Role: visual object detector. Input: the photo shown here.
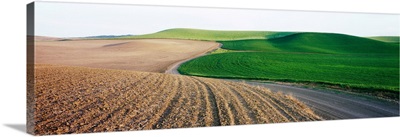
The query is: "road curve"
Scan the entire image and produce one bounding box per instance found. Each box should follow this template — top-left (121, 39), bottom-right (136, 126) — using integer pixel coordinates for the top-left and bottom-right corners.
top-left (241, 81), bottom-right (399, 120)
top-left (165, 43), bottom-right (221, 74)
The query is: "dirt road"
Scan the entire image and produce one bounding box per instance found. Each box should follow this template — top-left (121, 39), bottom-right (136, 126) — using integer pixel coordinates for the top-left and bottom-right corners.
top-left (165, 44), bottom-right (221, 74)
top-left (240, 81), bottom-right (399, 120)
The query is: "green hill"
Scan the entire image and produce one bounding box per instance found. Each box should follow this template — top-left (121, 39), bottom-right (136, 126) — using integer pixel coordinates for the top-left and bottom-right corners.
top-left (220, 33), bottom-right (398, 54)
top-left (121, 28), bottom-right (296, 41)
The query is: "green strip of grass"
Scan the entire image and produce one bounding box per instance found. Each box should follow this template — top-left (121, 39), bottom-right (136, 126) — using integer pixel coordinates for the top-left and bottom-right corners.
top-left (209, 48), bottom-right (235, 54)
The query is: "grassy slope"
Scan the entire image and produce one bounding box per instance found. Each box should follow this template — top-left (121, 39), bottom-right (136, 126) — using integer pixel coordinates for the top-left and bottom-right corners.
top-left (220, 33), bottom-right (398, 54)
top-left (121, 28), bottom-right (296, 41)
top-left (179, 33), bottom-right (400, 94)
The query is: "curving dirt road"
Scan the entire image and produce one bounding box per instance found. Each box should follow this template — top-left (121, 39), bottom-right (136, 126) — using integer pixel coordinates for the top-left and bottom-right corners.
top-left (165, 44), bottom-right (221, 74)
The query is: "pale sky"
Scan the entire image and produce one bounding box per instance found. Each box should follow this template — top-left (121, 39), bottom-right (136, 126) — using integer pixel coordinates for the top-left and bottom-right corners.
top-left (35, 1), bottom-right (400, 38)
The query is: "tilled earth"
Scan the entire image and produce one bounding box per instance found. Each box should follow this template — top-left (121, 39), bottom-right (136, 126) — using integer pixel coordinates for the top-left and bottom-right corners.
top-left (31, 64), bottom-right (321, 135)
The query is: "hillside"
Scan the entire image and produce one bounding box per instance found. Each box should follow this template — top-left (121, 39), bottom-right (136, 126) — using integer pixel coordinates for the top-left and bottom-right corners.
top-left (121, 28), bottom-right (296, 41)
top-left (84, 34), bottom-right (134, 39)
top-left (220, 33), bottom-right (399, 54)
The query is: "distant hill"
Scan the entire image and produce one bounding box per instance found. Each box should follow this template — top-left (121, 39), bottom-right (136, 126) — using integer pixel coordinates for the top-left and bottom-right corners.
top-left (220, 32), bottom-right (398, 54)
top-left (267, 33), bottom-right (398, 54)
top-left (368, 36), bottom-right (399, 43)
top-left (120, 28), bottom-right (297, 41)
top-left (34, 36), bottom-right (63, 41)
top-left (121, 28), bottom-right (398, 54)
top-left (85, 34), bottom-right (134, 39)
top-left (33, 35), bottom-right (135, 41)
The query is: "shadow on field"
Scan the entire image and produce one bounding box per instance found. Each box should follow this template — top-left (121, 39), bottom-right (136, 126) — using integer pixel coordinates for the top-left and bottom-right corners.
top-left (4, 124), bottom-right (26, 133)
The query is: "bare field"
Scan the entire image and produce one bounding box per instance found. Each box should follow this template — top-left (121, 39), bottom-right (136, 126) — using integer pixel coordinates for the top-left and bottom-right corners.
top-left (32, 64), bottom-right (321, 135)
top-left (35, 39), bottom-right (220, 72)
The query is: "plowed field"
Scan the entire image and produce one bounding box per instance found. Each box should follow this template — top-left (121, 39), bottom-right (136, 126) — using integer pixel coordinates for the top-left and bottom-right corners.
top-left (32, 64), bottom-right (321, 135)
top-left (35, 39), bottom-right (220, 72)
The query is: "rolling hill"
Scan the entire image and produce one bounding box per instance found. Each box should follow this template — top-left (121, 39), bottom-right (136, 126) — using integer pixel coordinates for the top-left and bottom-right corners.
top-left (120, 28), bottom-right (296, 41)
top-left (220, 33), bottom-right (398, 54)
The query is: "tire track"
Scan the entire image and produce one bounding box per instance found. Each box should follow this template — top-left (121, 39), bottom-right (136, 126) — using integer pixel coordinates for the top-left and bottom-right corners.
top-left (193, 78), bottom-right (228, 126)
top-left (236, 82), bottom-right (321, 121)
top-left (215, 81), bottom-right (257, 124)
top-left (192, 77), bottom-right (230, 126)
top-left (168, 76), bottom-right (194, 128)
top-left (121, 74), bottom-right (170, 130)
top-left (224, 83), bottom-right (276, 123)
top-left (119, 74), bottom-right (171, 130)
top-left (150, 76), bottom-right (183, 129)
top-left (225, 82), bottom-right (292, 122)
top-left (230, 82), bottom-right (293, 122)
top-left (224, 85), bottom-right (259, 124)
top-left (180, 77), bottom-right (203, 127)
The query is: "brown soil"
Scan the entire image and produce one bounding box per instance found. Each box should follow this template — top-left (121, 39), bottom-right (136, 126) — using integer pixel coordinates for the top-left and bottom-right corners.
top-left (35, 39), bottom-right (220, 72)
top-left (31, 64), bottom-right (321, 135)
